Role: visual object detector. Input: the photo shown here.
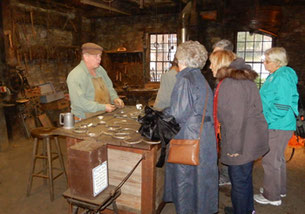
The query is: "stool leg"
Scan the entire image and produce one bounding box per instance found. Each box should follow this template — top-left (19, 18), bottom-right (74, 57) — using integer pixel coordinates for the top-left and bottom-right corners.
top-left (46, 137), bottom-right (54, 201)
top-left (72, 205), bottom-right (79, 214)
top-left (112, 201), bottom-right (119, 214)
top-left (26, 137), bottom-right (39, 196)
top-left (54, 136), bottom-right (67, 182)
top-left (42, 140), bottom-right (47, 185)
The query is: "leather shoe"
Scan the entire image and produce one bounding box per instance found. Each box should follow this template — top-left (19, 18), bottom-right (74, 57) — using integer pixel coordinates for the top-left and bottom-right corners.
top-left (224, 207), bottom-right (234, 214)
top-left (224, 206), bottom-right (256, 214)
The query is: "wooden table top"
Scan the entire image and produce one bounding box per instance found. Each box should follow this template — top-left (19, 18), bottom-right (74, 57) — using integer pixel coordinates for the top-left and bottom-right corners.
top-left (53, 106), bottom-right (160, 150)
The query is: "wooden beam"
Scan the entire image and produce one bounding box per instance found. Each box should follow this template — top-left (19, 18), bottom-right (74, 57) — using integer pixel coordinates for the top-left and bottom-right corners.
top-left (80, 0), bottom-right (131, 15)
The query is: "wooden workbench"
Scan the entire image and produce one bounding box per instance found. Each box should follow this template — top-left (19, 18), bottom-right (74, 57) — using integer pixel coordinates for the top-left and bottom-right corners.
top-left (53, 106), bottom-right (165, 214)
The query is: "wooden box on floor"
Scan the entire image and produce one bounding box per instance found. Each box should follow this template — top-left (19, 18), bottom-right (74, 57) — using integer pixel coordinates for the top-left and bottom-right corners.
top-left (67, 140), bottom-right (108, 199)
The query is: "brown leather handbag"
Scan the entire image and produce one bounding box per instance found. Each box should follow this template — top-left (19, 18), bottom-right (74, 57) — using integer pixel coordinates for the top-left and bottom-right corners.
top-left (167, 83), bottom-right (209, 166)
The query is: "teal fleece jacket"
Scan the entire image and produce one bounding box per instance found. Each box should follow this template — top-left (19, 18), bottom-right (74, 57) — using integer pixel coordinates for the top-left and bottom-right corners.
top-left (260, 66), bottom-right (299, 130)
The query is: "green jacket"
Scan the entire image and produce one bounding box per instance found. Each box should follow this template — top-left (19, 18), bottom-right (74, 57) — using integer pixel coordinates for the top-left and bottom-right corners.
top-left (260, 66), bottom-right (299, 130)
top-left (67, 60), bottom-right (118, 119)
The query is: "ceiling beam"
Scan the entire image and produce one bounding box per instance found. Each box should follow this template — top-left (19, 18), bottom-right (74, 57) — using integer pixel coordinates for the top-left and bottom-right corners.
top-left (80, 0), bottom-right (131, 15)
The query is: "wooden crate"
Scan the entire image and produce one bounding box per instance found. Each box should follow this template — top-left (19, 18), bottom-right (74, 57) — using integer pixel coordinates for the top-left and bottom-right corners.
top-left (107, 145), bottom-right (164, 214)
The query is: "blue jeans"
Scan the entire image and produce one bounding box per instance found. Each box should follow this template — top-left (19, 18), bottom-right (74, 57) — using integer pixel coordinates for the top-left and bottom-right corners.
top-left (228, 161), bottom-right (254, 214)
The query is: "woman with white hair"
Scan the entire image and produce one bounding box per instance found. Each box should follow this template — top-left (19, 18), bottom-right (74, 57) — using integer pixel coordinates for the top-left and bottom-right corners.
top-left (254, 47), bottom-right (299, 206)
top-left (163, 41), bottom-right (218, 214)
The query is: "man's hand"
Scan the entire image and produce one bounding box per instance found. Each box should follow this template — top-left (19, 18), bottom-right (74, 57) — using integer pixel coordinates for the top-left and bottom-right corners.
top-left (105, 104), bottom-right (116, 112)
top-left (114, 98), bottom-right (125, 108)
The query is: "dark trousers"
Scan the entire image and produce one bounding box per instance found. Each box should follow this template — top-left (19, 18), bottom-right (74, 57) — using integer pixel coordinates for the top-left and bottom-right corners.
top-left (228, 161), bottom-right (254, 214)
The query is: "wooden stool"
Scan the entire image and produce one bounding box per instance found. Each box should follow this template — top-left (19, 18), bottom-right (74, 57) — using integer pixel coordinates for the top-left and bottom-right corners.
top-left (26, 127), bottom-right (67, 201)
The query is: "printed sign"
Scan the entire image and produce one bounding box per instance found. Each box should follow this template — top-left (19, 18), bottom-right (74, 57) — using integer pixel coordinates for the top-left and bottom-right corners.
top-left (92, 161), bottom-right (108, 197)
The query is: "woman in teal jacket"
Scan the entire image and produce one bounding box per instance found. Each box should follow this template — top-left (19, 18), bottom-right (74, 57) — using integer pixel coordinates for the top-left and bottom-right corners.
top-left (254, 47), bottom-right (299, 206)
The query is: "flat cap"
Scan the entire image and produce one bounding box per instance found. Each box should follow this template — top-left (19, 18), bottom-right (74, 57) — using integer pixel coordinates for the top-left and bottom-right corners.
top-left (81, 42), bottom-right (103, 55)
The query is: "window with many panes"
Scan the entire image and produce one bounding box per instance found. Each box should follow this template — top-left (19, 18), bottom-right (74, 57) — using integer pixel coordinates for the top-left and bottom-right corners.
top-left (150, 33), bottom-right (177, 82)
top-left (236, 32), bottom-right (273, 88)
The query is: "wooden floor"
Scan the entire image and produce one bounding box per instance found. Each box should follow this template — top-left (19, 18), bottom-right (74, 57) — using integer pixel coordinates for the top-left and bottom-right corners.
top-left (1, 126), bottom-right (305, 214)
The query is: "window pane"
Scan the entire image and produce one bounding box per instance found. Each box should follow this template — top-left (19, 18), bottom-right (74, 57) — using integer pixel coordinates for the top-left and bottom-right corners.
top-left (157, 43), bottom-right (164, 51)
top-left (245, 52), bottom-right (253, 61)
top-left (157, 62), bottom-right (163, 71)
top-left (252, 63), bottom-right (261, 73)
top-left (163, 43), bottom-right (169, 52)
top-left (237, 42), bottom-right (245, 51)
top-left (238, 32), bottom-right (246, 41)
top-left (157, 35), bottom-right (163, 43)
top-left (150, 35), bottom-right (156, 44)
top-left (157, 53), bottom-right (163, 61)
top-left (263, 35), bottom-right (272, 41)
top-left (163, 52), bottom-right (169, 61)
top-left (150, 52), bottom-right (156, 61)
top-left (172, 34), bottom-right (177, 42)
top-left (150, 62), bottom-right (156, 71)
top-left (165, 62), bottom-right (170, 71)
top-left (246, 32), bottom-right (255, 41)
top-left (246, 42), bottom-right (254, 50)
top-left (263, 42), bottom-right (272, 50)
top-left (255, 34), bottom-right (263, 42)
top-left (150, 43), bottom-right (156, 50)
top-left (254, 51), bottom-right (263, 62)
top-left (236, 51), bottom-right (245, 58)
top-left (254, 41), bottom-right (262, 51)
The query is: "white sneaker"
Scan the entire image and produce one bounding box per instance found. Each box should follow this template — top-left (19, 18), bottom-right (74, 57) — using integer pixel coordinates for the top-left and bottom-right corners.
top-left (218, 176), bottom-right (231, 186)
top-left (259, 187), bottom-right (286, 198)
top-left (254, 194), bottom-right (282, 206)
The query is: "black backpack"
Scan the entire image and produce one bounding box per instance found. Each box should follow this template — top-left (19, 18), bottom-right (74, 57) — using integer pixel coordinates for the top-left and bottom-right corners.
top-left (296, 102), bottom-right (305, 138)
top-left (295, 84), bottom-right (305, 138)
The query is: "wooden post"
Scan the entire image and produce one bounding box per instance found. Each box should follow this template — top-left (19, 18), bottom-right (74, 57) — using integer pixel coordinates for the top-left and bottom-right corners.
top-left (0, 106), bottom-right (9, 151)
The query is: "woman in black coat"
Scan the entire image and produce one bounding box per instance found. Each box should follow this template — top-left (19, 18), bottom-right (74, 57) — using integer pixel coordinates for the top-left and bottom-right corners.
top-left (164, 41), bottom-right (218, 214)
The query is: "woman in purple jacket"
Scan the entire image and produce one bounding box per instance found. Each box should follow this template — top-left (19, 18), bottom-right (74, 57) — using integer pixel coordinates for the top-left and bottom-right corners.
top-left (210, 50), bottom-right (269, 214)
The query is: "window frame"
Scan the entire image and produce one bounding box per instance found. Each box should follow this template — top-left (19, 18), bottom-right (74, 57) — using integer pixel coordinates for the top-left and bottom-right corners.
top-left (236, 31), bottom-right (274, 88)
top-left (149, 33), bottom-right (177, 82)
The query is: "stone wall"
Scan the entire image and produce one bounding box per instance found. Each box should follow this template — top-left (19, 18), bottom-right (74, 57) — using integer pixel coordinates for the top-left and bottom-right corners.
top-left (95, 14), bottom-right (180, 87)
top-left (2, 1), bottom-right (304, 101)
top-left (198, 5), bottom-right (305, 95)
top-left (2, 0), bottom-right (92, 92)
top-left (278, 6), bottom-right (305, 83)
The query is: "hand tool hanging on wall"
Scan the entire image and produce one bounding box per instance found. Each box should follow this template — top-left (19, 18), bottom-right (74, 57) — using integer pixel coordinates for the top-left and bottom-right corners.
top-left (4, 30), bottom-right (16, 66)
top-left (30, 10), bottom-right (37, 39)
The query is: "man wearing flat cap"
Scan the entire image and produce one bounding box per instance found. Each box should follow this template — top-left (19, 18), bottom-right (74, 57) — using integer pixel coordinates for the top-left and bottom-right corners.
top-left (67, 42), bottom-right (124, 120)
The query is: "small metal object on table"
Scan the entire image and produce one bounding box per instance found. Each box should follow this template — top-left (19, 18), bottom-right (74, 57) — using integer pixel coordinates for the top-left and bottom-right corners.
top-left (63, 185), bottom-right (121, 214)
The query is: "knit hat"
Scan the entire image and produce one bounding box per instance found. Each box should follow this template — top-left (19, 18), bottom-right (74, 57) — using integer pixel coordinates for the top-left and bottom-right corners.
top-left (81, 42), bottom-right (103, 55)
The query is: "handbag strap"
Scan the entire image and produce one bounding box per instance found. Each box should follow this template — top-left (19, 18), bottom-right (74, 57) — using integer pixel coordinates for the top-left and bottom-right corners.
top-left (198, 82), bottom-right (209, 140)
